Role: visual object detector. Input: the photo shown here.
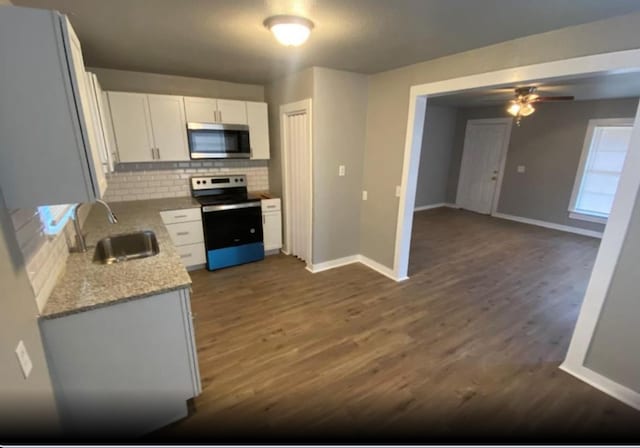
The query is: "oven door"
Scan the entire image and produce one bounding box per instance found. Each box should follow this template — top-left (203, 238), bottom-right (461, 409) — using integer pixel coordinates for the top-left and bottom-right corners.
top-left (187, 122), bottom-right (251, 159)
top-left (201, 202), bottom-right (264, 270)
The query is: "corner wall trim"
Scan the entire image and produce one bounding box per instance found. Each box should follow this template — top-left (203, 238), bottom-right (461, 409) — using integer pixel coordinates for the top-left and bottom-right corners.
top-left (560, 363), bottom-right (640, 411)
top-left (414, 203), bottom-right (457, 212)
top-left (492, 212), bottom-right (603, 238)
top-left (307, 254), bottom-right (406, 281)
top-left (306, 256), bottom-right (359, 273)
top-left (358, 255), bottom-right (407, 281)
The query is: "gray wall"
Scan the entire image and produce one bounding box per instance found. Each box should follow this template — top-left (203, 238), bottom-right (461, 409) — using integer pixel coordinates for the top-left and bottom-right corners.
top-left (0, 190), bottom-right (59, 437)
top-left (497, 98), bottom-right (638, 231)
top-left (90, 67), bottom-right (264, 101)
top-left (312, 68), bottom-right (368, 263)
top-left (264, 68), bottom-right (314, 198)
top-left (414, 105), bottom-right (457, 208)
top-left (584, 191), bottom-right (640, 393)
top-left (360, 11), bottom-right (640, 268)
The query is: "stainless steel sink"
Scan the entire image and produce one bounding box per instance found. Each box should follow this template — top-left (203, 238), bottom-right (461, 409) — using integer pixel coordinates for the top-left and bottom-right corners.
top-left (93, 231), bottom-right (159, 264)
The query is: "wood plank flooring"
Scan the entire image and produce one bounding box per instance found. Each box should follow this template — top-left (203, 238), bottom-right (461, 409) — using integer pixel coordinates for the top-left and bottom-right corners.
top-left (157, 208), bottom-right (640, 442)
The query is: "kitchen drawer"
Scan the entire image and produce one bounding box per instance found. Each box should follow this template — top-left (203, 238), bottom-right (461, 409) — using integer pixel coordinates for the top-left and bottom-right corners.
top-left (175, 243), bottom-right (206, 269)
top-left (261, 198), bottom-right (281, 212)
top-left (165, 221), bottom-right (204, 246)
top-left (160, 208), bottom-right (201, 225)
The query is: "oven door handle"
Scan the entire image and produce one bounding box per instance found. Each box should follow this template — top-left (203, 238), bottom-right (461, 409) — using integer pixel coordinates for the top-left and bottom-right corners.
top-left (202, 201), bottom-right (262, 213)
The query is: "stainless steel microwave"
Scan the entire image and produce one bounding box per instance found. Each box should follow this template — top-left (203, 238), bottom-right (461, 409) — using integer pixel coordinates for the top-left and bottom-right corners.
top-left (187, 122), bottom-right (251, 159)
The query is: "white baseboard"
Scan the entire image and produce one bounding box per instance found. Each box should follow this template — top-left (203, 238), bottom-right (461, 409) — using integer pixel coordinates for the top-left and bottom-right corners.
top-left (306, 255), bottom-right (359, 273)
top-left (414, 203), bottom-right (457, 212)
top-left (560, 362), bottom-right (640, 411)
top-left (492, 212), bottom-right (603, 238)
top-left (357, 255), bottom-right (405, 281)
top-left (306, 254), bottom-right (405, 281)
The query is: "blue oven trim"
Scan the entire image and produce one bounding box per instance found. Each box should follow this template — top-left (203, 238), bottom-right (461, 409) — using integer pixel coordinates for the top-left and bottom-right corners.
top-left (207, 242), bottom-right (265, 271)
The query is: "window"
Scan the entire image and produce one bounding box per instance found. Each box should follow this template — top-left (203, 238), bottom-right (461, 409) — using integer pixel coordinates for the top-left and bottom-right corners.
top-left (38, 204), bottom-right (75, 235)
top-left (569, 118), bottom-right (634, 223)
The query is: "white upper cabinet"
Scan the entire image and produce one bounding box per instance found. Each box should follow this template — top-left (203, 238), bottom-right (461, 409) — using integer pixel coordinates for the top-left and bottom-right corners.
top-left (217, 99), bottom-right (247, 125)
top-left (184, 97), bottom-right (218, 123)
top-left (0, 6), bottom-right (107, 208)
top-left (87, 73), bottom-right (115, 174)
top-left (108, 92), bottom-right (155, 163)
top-left (109, 93), bottom-right (190, 162)
top-left (184, 97), bottom-right (247, 125)
top-left (246, 102), bottom-right (270, 160)
top-left (147, 94), bottom-right (190, 161)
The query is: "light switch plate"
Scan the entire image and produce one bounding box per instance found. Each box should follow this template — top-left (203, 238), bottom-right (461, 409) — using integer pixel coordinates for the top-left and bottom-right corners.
top-left (362, 190), bottom-right (368, 201)
top-left (15, 340), bottom-right (32, 379)
top-left (517, 165), bottom-right (526, 173)
top-left (395, 185), bottom-right (401, 197)
top-left (338, 165), bottom-right (346, 176)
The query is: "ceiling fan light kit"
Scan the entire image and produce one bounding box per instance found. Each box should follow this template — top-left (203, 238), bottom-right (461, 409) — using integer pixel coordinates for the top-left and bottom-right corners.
top-left (264, 15), bottom-right (314, 47)
top-left (506, 86), bottom-right (574, 126)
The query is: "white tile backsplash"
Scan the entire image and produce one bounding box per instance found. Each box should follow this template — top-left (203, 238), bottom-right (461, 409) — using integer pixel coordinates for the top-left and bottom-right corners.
top-left (10, 207), bottom-right (72, 313)
top-left (103, 163), bottom-right (270, 202)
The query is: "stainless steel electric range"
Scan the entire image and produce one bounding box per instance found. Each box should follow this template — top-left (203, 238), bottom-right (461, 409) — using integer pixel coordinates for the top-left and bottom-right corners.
top-left (191, 175), bottom-right (264, 271)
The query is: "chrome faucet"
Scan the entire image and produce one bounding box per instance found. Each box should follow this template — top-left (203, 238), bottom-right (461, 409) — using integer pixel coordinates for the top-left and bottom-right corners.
top-left (71, 199), bottom-right (118, 253)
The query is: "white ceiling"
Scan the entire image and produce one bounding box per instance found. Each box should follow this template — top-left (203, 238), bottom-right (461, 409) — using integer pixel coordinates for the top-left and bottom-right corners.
top-left (12, 0), bottom-right (640, 84)
top-left (428, 71), bottom-right (640, 107)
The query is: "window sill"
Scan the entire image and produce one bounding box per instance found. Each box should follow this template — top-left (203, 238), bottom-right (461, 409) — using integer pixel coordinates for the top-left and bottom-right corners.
top-left (569, 211), bottom-right (607, 224)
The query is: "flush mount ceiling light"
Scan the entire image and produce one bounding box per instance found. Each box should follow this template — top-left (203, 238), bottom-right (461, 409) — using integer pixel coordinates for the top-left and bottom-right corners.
top-left (264, 15), bottom-right (314, 47)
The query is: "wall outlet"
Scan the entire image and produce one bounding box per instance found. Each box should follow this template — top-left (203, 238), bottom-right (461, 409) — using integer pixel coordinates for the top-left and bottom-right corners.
top-left (362, 190), bottom-right (368, 201)
top-left (395, 185), bottom-right (401, 197)
top-left (338, 165), bottom-right (346, 176)
top-left (517, 165), bottom-right (526, 173)
top-left (15, 340), bottom-right (33, 379)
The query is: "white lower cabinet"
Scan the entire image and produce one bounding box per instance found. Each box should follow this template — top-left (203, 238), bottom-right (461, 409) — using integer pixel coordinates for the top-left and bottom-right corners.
top-left (262, 198), bottom-right (282, 252)
top-left (161, 208), bottom-right (206, 269)
top-left (40, 288), bottom-right (201, 436)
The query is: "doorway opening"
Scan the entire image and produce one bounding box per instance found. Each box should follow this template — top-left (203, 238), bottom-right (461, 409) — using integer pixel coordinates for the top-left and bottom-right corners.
top-left (395, 50), bottom-right (640, 410)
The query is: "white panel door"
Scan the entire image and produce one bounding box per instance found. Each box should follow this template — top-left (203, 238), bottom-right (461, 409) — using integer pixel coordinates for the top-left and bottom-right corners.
top-left (184, 97), bottom-right (218, 123)
top-left (63, 20), bottom-right (107, 197)
top-left (456, 118), bottom-right (512, 214)
top-left (217, 99), bottom-right (247, 125)
top-left (147, 94), bottom-right (190, 161)
top-left (247, 102), bottom-right (270, 160)
top-left (108, 92), bottom-right (155, 162)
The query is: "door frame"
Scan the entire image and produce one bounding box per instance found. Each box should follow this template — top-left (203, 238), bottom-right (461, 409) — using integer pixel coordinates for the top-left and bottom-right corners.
top-left (455, 117), bottom-right (513, 215)
top-left (280, 99), bottom-right (313, 267)
top-left (394, 48), bottom-right (640, 410)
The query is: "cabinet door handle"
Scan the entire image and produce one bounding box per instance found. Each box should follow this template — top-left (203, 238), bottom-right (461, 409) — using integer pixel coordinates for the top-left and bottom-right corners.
top-left (262, 214), bottom-right (265, 224)
top-left (176, 231), bottom-right (190, 236)
top-left (180, 253), bottom-right (192, 258)
top-left (174, 214), bottom-right (188, 219)
top-left (151, 147), bottom-right (155, 160)
top-left (156, 147), bottom-right (161, 160)
top-left (218, 110), bottom-right (223, 122)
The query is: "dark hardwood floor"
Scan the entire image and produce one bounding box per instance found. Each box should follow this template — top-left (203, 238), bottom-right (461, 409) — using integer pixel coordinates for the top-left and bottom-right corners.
top-left (159, 208), bottom-right (640, 442)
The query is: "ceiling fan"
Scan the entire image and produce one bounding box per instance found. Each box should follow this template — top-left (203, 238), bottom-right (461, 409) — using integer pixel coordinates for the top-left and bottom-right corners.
top-left (507, 86), bottom-right (574, 125)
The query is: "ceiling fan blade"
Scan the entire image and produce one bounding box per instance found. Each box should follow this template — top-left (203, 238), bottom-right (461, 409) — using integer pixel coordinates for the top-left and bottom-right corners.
top-left (532, 95), bottom-right (575, 102)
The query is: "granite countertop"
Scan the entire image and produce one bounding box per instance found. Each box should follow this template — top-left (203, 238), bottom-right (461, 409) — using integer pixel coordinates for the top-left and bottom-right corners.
top-left (41, 197), bottom-right (200, 319)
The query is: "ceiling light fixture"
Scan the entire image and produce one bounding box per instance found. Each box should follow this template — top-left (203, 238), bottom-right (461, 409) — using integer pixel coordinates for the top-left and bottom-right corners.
top-left (264, 15), bottom-right (314, 47)
top-left (507, 88), bottom-right (537, 126)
